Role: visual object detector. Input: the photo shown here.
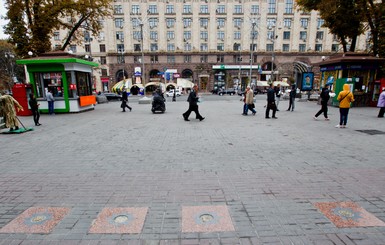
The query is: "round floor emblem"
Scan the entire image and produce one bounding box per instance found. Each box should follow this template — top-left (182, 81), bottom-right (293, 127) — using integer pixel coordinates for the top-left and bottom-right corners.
top-left (199, 214), bottom-right (214, 223)
top-left (25, 213), bottom-right (52, 226)
top-left (109, 213), bottom-right (133, 225)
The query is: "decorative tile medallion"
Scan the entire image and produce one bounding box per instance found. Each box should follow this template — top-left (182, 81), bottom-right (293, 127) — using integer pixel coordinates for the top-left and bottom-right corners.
top-left (315, 202), bottom-right (385, 228)
top-left (89, 207), bottom-right (148, 234)
top-left (0, 207), bottom-right (70, 234)
top-left (182, 205), bottom-right (235, 232)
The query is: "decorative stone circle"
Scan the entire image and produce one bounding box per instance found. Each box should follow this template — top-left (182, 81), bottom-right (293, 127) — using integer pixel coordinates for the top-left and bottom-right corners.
top-left (24, 213), bottom-right (52, 226)
top-left (109, 214), bottom-right (133, 226)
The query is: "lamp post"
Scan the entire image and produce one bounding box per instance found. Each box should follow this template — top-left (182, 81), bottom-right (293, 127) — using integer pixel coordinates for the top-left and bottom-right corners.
top-left (140, 22), bottom-right (146, 96)
top-left (268, 24), bottom-right (277, 84)
top-left (249, 20), bottom-right (257, 87)
top-left (238, 43), bottom-right (241, 91)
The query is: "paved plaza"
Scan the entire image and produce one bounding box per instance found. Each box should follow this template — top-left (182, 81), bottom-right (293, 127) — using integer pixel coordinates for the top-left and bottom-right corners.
top-left (0, 94), bottom-right (385, 244)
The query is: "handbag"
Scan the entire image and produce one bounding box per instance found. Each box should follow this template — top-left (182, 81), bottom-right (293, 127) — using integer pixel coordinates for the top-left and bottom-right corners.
top-left (249, 103), bottom-right (255, 109)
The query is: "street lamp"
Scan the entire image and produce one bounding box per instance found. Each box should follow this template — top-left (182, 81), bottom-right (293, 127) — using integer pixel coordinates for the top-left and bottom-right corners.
top-left (4, 52), bottom-right (17, 86)
top-left (249, 20), bottom-right (257, 87)
top-left (140, 22), bottom-right (146, 96)
top-left (268, 24), bottom-right (277, 84)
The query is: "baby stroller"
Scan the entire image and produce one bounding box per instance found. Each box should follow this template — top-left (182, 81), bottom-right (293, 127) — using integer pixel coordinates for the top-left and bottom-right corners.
top-left (152, 89), bottom-right (166, 113)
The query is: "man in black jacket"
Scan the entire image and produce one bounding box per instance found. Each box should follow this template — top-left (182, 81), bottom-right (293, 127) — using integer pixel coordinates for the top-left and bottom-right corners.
top-left (265, 83), bottom-right (277, 119)
top-left (287, 85), bottom-right (296, 111)
top-left (121, 87), bottom-right (132, 112)
top-left (182, 84), bottom-right (205, 121)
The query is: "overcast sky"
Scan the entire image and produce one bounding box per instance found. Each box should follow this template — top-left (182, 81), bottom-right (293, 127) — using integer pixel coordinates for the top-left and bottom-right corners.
top-left (0, 0), bottom-right (9, 39)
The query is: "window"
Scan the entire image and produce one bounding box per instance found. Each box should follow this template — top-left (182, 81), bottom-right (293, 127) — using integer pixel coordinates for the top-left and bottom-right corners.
top-left (250, 44), bottom-right (257, 51)
top-left (34, 72), bottom-right (65, 99)
top-left (315, 44), bottom-right (322, 51)
top-left (332, 44), bottom-right (339, 52)
top-left (98, 32), bottom-right (105, 41)
top-left (267, 18), bottom-right (276, 28)
top-left (148, 5), bottom-right (157, 14)
top-left (217, 18), bottom-right (225, 28)
top-left (151, 55), bottom-right (158, 63)
top-left (149, 18), bottom-right (158, 28)
top-left (234, 18), bottom-right (242, 28)
top-left (300, 18), bottom-right (309, 28)
top-left (234, 31), bottom-right (241, 40)
top-left (234, 5), bottom-right (242, 14)
top-left (200, 55), bottom-right (208, 63)
top-left (166, 18), bottom-right (175, 28)
top-left (217, 43), bottom-right (224, 51)
top-left (84, 31), bottom-right (92, 42)
top-left (283, 31), bottom-right (290, 40)
top-left (117, 54), bottom-right (125, 64)
top-left (184, 43), bottom-right (192, 51)
top-left (183, 5), bottom-right (192, 14)
top-left (284, 18), bottom-right (292, 28)
top-left (317, 18), bottom-right (325, 29)
top-left (285, 0), bottom-right (293, 14)
top-left (134, 56), bottom-right (140, 63)
top-left (200, 44), bottom-right (208, 52)
top-left (233, 43), bottom-right (241, 51)
top-left (300, 31), bottom-right (307, 40)
top-left (217, 5), bottom-right (225, 14)
top-left (150, 31), bottom-right (158, 40)
top-left (117, 44), bottom-right (124, 52)
top-left (133, 31), bottom-right (141, 40)
top-left (100, 56), bottom-right (106, 65)
top-left (268, 0), bottom-right (276, 14)
top-left (282, 44), bottom-right (290, 51)
top-left (115, 18), bottom-right (124, 28)
top-left (267, 31), bottom-right (275, 40)
top-left (251, 30), bottom-right (258, 40)
top-left (233, 55), bottom-right (241, 63)
top-left (134, 44), bottom-right (141, 52)
top-left (167, 55), bottom-right (175, 63)
top-left (200, 18), bottom-right (209, 27)
top-left (132, 18), bottom-right (140, 28)
top-left (167, 43), bottom-right (175, 52)
top-left (114, 5), bottom-right (123, 14)
top-left (167, 31), bottom-right (175, 40)
top-left (266, 44), bottom-right (274, 52)
top-left (151, 43), bottom-right (158, 51)
top-left (116, 31), bottom-right (124, 40)
top-left (183, 31), bottom-right (191, 40)
top-left (183, 18), bottom-right (192, 28)
top-left (217, 31), bottom-right (225, 40)
top-left (184, 55), bottom-right (191, 63)
top-left (101, 69), bottom-right (107, 76)
top-left (132, 5), bottom-right (140, 14)
top-left (69, 45), bottom-right (77, 53)
top-left (53, 32), bottom-right (60, 41)
top-left (217, 55), bottom-right (224, 62)
top-left (251, 5), bottom-right (259, 15)
top-left (200, 5), bottom-right (209, 14)
top-left (316, 31), bottom-right (324, 40)
top-left (166, 5), bottom-right (175, 14)
top-left (85, 44), bottom-right (90, 53)
top-left (200, 31), bottom-right (208, 40)
top-left (299, 44), bottom-right (306, 52)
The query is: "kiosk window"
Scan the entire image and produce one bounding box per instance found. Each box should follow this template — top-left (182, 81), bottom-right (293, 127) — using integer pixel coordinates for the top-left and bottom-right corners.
top-left (76, 72), bottom-right (92, 96)
top-left (34, 72), bottom-right (64, 98)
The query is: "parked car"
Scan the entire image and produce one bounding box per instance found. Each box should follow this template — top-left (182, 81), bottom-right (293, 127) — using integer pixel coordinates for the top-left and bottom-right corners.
top-left (218, 88), bottom-right (236, 96)
top-left (96, 93), bottom-right (108, 104)
top-left (237, 88), bottom-right (264, 96)
top-left (211, 88), bottom-right (220, 94)
top-left (166, 89), bottom-right (181, 97)
top-left (104, 93), bottom-right (122, 101)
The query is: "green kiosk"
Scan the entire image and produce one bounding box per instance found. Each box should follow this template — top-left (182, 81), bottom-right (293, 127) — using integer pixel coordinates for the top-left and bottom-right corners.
top-left (17, 51), bottom-right (98, 113)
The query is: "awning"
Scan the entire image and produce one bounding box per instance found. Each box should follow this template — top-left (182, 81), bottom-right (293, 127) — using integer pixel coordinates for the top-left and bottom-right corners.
top-left (131, 84), bottom-right (144, 88)
top-left (177, 78), bottom-right (194, 88)
top-left (273, 81), bottom-right (290, 87)
top-left (165, 82), bottom-right (178, 88)
top-left (145, 82), bottom-right (161, 87)
top-left (257, 81), bottom-right (269, 86)
top-left (111, 79), bottom-right (132, 93)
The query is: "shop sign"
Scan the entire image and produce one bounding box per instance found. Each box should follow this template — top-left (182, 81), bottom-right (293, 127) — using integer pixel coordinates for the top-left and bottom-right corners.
top-left (69, 84), bottom-right (77, 90)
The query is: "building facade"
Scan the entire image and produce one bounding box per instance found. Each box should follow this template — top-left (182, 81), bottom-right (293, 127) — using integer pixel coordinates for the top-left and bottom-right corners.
top-left (52, 0), bottom-right (370, 93)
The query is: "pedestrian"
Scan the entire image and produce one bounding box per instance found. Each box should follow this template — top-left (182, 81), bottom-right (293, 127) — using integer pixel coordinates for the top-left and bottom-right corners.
top-left (182, 84), bottom-right (205, 121)
top-left (243, 86), bottom-right (256, 116)
top-left (29, 93), bottom-right (41, 126)
top-left (46, 89), bottom-right (55, 115)
top-left (336, 83), bottom-right (355, 128)
top-left (0, 91), bottom-right (24, 131)
top-left (313, 87), bottom-right (330, 120)
top-left (274, 84), bottom-right (282, 111)
top-left (265, 83), bottom-right (277, 119)
top-left (287, 84), bottom-right (296, 111)
top-left (377, 88), bottom-right (385, 118)
top-left (120, 87), bottom-right (132, 112)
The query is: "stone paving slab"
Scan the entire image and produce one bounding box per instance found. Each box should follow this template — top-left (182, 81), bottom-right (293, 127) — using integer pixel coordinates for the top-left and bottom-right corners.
top-left (0, 95), bottom-right (385, 244)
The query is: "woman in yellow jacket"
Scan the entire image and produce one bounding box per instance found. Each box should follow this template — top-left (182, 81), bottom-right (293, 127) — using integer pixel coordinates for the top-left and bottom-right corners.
top-left (336, 84), bottom-right (355, 128)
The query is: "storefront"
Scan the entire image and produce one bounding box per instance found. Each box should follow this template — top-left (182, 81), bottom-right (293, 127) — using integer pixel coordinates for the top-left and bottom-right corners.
top-left (317, 53), bottom-right (385, 107)
top-left (17, 51), bottom-right (98, 113)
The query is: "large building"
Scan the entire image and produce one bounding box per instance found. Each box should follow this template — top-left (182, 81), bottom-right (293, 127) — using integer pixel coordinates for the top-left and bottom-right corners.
top-left (52, 0), bottom-right (370, 93)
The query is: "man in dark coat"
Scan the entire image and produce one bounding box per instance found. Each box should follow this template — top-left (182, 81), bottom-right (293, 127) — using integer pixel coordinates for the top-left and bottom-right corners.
top-left (265, 83), bottom-right (277, 119)
top-left (287, 84), bottom-right (296, 111)
top-left (182, 84), bottom-right (205, 121)
top-left (121, 87), bottom-right (132, 112)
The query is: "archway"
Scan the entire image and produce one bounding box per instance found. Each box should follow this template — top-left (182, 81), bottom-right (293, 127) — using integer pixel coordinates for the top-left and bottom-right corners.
top-left (115, 70), bottom-right (128, 82)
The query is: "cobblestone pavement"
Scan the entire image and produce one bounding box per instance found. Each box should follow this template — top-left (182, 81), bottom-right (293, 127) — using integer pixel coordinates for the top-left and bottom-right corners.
top-left (0, 95), bottom-right (384, 245)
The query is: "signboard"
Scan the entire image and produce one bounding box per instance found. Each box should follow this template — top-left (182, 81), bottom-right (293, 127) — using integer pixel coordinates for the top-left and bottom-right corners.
top-left (301, 72), bottom-right (314, 91)
top-left (134, 67), bottom-right (141, 77)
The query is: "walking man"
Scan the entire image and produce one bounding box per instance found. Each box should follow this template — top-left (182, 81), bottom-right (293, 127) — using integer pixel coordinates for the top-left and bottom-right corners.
top-left (182, 84), bottom-right (205, 121)
top-left (287, 85), bottom-right (296, 111)
top-left (314, 87), bottom-right (330, 120)
top-left (265, 83), bottom-right (277, 119)
top-left (121, 87), bottom-right (132, 112)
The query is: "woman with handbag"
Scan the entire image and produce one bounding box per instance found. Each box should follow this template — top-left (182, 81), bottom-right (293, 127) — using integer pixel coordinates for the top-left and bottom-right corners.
top-left (336, 84), bottom-right (354, 128)
top-left (243, 86), bottom-right (256, 116)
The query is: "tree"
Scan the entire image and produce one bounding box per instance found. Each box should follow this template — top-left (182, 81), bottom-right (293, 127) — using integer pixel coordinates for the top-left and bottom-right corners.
top-left (0, 40), bottom-right (24, 91)
top-left (4, 0), bottom-right (113, 57)
top-left (296, 0), bottom-right (385, 56)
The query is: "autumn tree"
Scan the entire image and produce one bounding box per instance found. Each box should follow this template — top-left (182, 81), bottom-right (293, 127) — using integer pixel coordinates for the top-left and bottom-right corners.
top-left (4, 0), bottom-right (112, 57)
top-left (0, 40), bottom-right (24, 91)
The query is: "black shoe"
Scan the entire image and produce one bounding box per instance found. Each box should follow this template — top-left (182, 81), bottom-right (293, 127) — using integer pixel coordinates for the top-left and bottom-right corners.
top-left (130, 108), bottom-right (132, 112)
top-left (265, 117), bottom-right (270, 119)
top-left (272, 117), bottom-right (278, 119)
top-left (37, 123), bottom-right (41, 126)
top-left (122, 110), bottom-right (126, 112)
top-left (252, 112), bottom-right (256, 116)
top-left (276, 109), bottom-right (280, 111)
top-left (15, 126), bottom-right (19, 130)
top-left (184, 118), bottom-right (190, 121)
top-left (286, 109), bottom-right (290, 111)
top-left (199, 117), bottom-right (205, 121)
